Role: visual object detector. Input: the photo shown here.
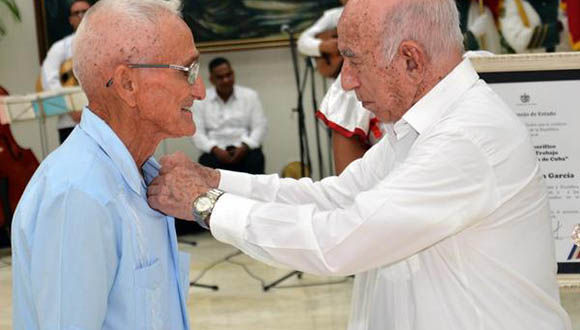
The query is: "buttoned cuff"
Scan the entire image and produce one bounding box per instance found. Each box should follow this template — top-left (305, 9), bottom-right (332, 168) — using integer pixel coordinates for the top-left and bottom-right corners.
top-left (218, 169), bottom-right (253, 196)
top-left (210, 193), bottom-right (258, 247)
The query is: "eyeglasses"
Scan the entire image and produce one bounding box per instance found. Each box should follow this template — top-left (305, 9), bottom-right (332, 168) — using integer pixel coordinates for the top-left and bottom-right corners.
top-left (70, 9), bottom-right (88, 18)
top-left (105, 61), bottom-right (200, 88)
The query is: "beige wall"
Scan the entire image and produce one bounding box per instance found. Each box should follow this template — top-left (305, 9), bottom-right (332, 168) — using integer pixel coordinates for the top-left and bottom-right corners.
top-left (0, 3), bottom-right (333, 179)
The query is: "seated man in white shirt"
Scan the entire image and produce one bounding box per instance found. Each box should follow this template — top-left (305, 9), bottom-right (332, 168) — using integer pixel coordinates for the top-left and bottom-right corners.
top-left (149, 0), bottom-right (572, 328)
top-left (40, 0), bottom-right (91, 143)
top-left (192, 57), bottom-right (268, 174)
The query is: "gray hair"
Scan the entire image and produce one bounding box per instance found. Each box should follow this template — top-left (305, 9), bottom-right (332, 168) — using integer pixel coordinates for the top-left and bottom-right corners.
top-left (73, 0), bottom-right (183, 95)
top-left (381, 0), bottom-right (463, 63)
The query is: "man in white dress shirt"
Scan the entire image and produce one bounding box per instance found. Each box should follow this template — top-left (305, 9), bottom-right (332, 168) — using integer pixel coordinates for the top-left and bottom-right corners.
top-left (41, 0), bottom-right (91, 143)
top-left (149, 0), bottom-right (572, 328)
top-left (192, 57), bottom-right (267, 174)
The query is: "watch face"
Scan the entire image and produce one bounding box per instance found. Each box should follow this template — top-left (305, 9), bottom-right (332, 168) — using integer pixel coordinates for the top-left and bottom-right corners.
top-left (196, 196), bottom-right (213, 213)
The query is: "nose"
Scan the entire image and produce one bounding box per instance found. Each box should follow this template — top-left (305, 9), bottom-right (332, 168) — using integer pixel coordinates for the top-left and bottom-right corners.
top-left (340, 61), bottom-right (359, 91)
top-left (192, 76), bottom-right (206, 100)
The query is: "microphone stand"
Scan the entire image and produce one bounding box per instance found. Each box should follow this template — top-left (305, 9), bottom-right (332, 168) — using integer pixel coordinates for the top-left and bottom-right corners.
top-left (258, 26), bottom-right (310, 290)
top-left (285, 26), bottom-right (312, 178)
top-left (259, 26), bottom-right (347, 291)
top-left (307, 57), bottom-right (326, 179)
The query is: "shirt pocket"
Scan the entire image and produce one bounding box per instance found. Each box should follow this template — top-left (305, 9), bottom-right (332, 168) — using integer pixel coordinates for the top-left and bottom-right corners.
top-left (135, 258), bottom-right (164, 330)
top-left (178, 251), bottom-right (191, 302)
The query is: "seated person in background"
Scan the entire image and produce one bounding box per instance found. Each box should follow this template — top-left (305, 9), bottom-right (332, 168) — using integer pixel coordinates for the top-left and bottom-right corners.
top-left (499, 0), bottom-right (563, 53)
top-left (11, 0), bottom-right (201, 328)
top-left (40, 0), bottom-right (91, 143)
top-left (192, 57), bottom-right (267, 174)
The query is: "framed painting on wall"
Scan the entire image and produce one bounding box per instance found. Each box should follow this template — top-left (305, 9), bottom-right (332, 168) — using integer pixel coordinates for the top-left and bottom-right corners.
top-left (33, 0), bottom-right (341, 61)
top-left (182, 0), bottom-right (339, 51)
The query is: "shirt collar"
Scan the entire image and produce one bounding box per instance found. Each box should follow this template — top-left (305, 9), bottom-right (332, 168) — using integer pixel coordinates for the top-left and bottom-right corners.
top-left (79, 108), bottom-right (160, 196)
top-left (401, 58), bottom-right (479, 135)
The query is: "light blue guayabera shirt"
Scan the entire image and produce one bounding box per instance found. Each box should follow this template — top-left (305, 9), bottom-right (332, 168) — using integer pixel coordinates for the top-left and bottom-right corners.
top-left (11, 108), bottom-right (191, 330)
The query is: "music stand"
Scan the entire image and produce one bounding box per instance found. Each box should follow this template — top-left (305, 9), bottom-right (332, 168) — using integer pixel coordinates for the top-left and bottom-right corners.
top-left (187, 250), bottom-right (244, 291)
top-left (176, 234), bottom-right (219, 291)
top-left (0, 87), bottom-right (87, 159)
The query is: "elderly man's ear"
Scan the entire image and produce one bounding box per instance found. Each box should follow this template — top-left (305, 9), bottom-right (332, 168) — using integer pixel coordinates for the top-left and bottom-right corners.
top-left (399, 41), bottom-right (426, 84)
top-left (111, 65), bottom-right (138, 107)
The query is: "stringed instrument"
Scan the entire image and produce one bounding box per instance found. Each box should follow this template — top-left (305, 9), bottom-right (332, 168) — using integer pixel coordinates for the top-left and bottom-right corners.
top-left (35, 58), bottom-right (78, 92)
top-left (314, 28), bottom-right (343, 79)
top-left (0, 86), bottom-right (40, 242)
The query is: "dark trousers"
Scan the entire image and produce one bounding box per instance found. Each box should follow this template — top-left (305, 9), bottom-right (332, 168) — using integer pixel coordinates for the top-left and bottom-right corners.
top-left (199, 148), bottom-right (265, 174)
top-left (58, 127), bottom-right (75, 144)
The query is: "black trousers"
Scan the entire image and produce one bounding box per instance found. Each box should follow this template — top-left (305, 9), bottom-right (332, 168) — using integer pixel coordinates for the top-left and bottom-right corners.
top-left (58, 127), bottom-right (75, 144)
top-left (199, 148), bottom-right (265, 174)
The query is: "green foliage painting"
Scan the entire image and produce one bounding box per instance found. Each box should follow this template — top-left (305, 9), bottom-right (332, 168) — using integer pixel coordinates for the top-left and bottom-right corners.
top-left (36, 0), bottom-right (340, 56)
top-left (182, 0), bottom-right (338, 43)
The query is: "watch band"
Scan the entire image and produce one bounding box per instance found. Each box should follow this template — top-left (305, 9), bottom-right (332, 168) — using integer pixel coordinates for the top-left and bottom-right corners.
top-left (192, 188), bottom-right (224, 229)
top-left (193, 210), bottom-right (210, 230)
top-left (206, 188), bottom-right (225, 201)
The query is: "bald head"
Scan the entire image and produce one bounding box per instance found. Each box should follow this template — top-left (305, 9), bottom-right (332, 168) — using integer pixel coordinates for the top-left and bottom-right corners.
top-left (71, 0), bottom-right (204, 164)
top-left (73, 0), bottom-right (184, 98)
top-left (339, 0), bottom-right (463, 63)
top-left (337, 0), bottom-right (464, 123)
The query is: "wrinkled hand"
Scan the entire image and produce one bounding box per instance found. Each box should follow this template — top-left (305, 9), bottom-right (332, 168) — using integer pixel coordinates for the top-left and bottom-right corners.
top-left (147, 152), bottom-right (220, 220)
top-left (319, 38), bottom-right (339, 55)
top-left (212, 146), bottom-right (234, 164)
top-left (159, 152), bottom-right (220, 187)
top-left (230, 144), bottom-right (249, 164)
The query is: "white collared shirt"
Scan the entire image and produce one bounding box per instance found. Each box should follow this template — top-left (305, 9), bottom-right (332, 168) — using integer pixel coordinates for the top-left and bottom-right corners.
top-left (209, 58), bottom-right (571, 329)
top-left (192, 85), bottom-right (267, 153)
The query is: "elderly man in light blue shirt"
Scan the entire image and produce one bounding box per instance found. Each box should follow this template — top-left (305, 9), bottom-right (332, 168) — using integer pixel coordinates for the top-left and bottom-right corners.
top-left (11, 0), bottom-right (206, 328)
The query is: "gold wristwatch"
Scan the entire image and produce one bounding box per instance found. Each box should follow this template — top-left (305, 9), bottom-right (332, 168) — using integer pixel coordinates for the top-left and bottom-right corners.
top-left (192, 188), bottom-right (224, 229)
